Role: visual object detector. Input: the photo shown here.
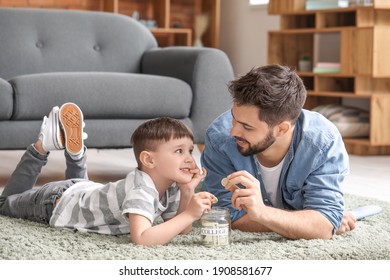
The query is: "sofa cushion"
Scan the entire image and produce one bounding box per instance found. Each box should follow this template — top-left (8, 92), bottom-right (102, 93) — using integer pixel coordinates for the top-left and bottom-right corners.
top-left (0, 78), bottom-right (13, 120)
top-left (0, 8), bottom-right (157, 80)
top-left (9, 72), bottom-right (192, 120)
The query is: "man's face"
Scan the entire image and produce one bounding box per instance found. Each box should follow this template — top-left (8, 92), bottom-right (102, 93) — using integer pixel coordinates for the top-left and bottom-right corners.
top-left (230, 103), bottom-right (276, 156)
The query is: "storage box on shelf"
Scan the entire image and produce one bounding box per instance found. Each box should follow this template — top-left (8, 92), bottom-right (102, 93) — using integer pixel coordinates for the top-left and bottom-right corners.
top-left (268, 0), bottom-right (390, 155)
top-left (102, 0), bottom-right (220, 48)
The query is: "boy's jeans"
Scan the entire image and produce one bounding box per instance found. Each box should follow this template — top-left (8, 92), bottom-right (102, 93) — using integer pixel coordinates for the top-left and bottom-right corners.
top-left (0, 144), bottom-right (88, 224)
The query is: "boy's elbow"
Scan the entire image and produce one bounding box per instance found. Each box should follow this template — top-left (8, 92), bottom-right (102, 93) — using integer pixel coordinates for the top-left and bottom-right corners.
top-left (131, 235), bottom-right (152, 247)
top-left (131, 239), bottom-right (154, 247)
top-left (131, 234), bottom-right (171, 247)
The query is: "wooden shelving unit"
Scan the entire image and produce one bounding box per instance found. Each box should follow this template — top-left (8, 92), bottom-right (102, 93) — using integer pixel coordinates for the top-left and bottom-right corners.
top-left (268, 0), bottom-right (390, 155)
top-left (0, 0), bottom-right (220, 48)
top-left (102, 0), bottom-right (220, 48)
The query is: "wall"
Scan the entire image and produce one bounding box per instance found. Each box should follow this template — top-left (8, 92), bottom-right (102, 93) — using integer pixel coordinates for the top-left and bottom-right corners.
top-left (219, 0), bottom-right (279, 76)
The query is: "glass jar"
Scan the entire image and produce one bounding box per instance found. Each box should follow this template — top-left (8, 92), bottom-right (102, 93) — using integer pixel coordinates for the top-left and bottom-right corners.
top-left (200, 207), bottom-right (231, 246)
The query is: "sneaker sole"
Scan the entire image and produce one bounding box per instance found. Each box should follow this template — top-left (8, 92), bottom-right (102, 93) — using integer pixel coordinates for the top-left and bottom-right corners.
top-left (59, 103), bottom-right (83, 156)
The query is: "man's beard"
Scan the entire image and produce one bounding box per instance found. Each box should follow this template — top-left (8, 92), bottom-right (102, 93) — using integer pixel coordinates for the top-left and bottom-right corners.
top-left (236, 129), bottom-right (276, 156)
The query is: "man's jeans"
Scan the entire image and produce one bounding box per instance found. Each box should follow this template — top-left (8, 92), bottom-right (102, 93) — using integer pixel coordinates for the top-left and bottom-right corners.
top-left (0, 145), bottom-right (88, 224)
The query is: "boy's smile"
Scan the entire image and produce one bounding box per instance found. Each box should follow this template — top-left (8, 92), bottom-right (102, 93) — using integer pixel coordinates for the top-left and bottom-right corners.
top-left (180, 167), bottom-right (192, 173)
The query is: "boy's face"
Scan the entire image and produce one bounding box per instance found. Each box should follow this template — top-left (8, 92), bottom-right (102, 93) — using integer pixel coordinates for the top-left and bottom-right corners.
top-left (151, 137), bottom-right (196, 184)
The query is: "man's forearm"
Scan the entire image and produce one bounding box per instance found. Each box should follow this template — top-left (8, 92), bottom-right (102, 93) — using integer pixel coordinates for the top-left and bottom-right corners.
top-left (232, 215), bottom-right (271, 232)
top-left (233, 208), bottom-right (334, 240)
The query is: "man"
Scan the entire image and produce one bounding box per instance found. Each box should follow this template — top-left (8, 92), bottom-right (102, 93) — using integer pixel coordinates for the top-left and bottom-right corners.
top-left (201, 65), bottom-right (356, 240)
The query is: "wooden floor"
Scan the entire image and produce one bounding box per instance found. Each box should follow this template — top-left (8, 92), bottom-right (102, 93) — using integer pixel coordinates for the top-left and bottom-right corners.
top-left (1, 147), bottom-right (389, 203)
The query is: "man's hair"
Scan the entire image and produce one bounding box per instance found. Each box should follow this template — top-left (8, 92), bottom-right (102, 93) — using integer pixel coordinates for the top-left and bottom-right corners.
top-left (228, 65), bottom-right (307, 127)
top-left (131, 117), bottom-right (194, 167)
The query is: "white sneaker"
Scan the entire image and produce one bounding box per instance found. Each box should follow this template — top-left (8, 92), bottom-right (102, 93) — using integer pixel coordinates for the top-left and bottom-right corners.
top-left (59, 103), bottom-right (88, 159)
top-left (38, 106), bottom-right (65, 152)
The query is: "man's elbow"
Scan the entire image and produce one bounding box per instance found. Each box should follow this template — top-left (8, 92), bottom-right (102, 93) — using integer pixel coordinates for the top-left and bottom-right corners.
top-left (309, 229), bottom-right (333, 240)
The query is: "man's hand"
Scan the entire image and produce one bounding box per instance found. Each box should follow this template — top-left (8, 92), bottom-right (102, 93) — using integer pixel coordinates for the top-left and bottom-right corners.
top-left (223, 170), bottom-right (264, 221)
top-left (336, 210), bottom-right (356, 234)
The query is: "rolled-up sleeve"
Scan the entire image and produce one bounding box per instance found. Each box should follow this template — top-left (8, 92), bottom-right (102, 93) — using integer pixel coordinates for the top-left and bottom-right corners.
top-left (286, 131), bottom-right (349, 234)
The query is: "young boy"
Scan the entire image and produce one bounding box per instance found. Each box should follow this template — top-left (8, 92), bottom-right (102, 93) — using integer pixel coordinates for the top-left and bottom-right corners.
top-left (0, 103), bottom-right (215, 246)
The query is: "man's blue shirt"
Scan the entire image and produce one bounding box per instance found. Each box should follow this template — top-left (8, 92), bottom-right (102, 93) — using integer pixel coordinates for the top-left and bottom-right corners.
top-left (201, 109), bottom-right (349, 233)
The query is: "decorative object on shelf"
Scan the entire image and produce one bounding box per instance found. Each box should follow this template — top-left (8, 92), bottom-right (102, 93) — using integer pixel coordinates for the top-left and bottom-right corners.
top-left (312, 104), bottom-right (370, 138)
top-left (193, 13), bottom-right (209, 47)
top-left (132, 10), bottom-right (139, 20)
top-left (140, 19), bottom-right (157, 29)
top-left (131, 10), bottom-right (157, 29)
top-left (298, 54), bottom-right (312, 72)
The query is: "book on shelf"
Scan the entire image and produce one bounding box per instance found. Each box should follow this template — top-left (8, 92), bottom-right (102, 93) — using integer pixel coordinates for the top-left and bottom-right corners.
top-left (348, 0), bottom-right (373, 6)
top-left (313, 62), bottom-right (341, 73)
top-left (306, 0), bottom-right (349, 10)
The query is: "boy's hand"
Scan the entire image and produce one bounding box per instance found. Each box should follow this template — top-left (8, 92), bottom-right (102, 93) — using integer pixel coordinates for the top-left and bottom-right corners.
top-left (178, 167), bottom-right (207, 192)
top-left (185, 192), bottom-right (217, 220)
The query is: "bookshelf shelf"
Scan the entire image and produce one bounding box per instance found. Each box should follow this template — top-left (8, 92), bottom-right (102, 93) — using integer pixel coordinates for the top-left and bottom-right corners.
top-left (268, 0), bottom-right (390, 155)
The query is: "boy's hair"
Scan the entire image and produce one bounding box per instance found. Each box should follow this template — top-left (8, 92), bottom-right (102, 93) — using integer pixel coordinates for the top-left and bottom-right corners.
top-left (131, 117), bottom-right (194, 168)
top-left (228, 65), bottom-right (307, 127)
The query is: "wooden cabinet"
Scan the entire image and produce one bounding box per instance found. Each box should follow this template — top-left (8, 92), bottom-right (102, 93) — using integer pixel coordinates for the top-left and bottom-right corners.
top-left (268, 0), bottom-right (390, 155)
top-left (102, 0), bottom-right (220, 48)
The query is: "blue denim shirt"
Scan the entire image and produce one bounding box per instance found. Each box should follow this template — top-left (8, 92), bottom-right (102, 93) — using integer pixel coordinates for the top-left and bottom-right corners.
top-left (201, 109), bottom-right (349, 234)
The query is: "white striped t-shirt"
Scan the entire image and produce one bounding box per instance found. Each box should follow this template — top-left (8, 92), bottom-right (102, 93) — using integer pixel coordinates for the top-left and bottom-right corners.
top-left (49, 169), bottom-right (180, 235)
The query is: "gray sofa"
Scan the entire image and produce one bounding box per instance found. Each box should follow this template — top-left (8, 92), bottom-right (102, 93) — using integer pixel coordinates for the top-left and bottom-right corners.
top-left (0, 8), bottom-right (234, 149)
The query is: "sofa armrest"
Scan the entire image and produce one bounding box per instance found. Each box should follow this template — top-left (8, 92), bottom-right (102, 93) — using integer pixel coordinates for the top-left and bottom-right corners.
top-left (141, 47), bottom-right (234, 143)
